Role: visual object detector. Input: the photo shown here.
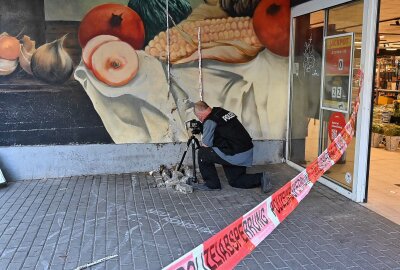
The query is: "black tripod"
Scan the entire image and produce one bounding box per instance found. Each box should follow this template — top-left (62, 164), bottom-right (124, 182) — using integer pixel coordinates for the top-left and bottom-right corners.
top-left (177, 134), bottom-right (201, 184)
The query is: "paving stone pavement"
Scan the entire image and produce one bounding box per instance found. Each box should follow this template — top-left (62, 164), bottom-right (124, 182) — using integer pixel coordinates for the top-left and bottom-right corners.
top-left (0, 164), bottom-right (399, 270)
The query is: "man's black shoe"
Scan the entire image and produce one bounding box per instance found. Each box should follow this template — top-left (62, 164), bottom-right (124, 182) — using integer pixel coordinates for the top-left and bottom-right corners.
top-left (261, 172), bottom-right (273, 193)
top-left (192, 183), bottom-right (221, 191)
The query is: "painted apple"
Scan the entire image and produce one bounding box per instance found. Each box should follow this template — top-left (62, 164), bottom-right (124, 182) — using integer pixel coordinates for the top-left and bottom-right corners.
top-left (82, 35), bottom-right (120, 69)
top-left (91, 40), bottom-right (139, 87)
top-left (78, 3), bottom-right (145, 50)
top-left (253, 0), bottom-right (290, 57)
top-left (0, 34), bottom-right (20, 60)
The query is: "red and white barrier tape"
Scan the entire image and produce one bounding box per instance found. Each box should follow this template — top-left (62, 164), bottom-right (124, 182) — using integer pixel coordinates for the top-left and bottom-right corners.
top-left (164, 71), bottom-right (364, 270)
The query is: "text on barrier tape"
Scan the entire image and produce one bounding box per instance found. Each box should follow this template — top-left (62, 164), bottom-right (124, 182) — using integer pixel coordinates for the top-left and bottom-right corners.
top-left (163, 71), bottom-right (364, 270)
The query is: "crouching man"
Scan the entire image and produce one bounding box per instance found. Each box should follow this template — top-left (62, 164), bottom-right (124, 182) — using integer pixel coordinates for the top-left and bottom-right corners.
top-left (192, 101), bottom-right (272, 193)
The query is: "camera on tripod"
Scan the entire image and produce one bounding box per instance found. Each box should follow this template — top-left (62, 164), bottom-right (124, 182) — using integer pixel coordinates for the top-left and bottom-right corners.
top-left (186, 119), bottom-right (203, 135)
top-left (177, 119), bottom-right (203, 184)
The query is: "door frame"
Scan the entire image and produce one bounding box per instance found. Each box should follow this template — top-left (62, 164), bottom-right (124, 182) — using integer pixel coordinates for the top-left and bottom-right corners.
top-left (286, 0), bottom-right (379, 202)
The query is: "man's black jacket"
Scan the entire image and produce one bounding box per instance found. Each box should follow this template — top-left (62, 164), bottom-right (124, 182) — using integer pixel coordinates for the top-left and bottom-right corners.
top-left (204, 107), bottom-right (253, 155)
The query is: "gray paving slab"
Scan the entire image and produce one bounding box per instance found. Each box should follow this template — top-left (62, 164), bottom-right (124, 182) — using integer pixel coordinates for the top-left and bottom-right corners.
top-left (0, 164), bottom-right (399, 270)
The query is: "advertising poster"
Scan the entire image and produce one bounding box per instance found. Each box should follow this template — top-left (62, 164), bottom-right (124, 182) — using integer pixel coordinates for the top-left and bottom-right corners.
top-left (321, 33), bottom-right (354, 113)
top-left (328, 112), bottom-right (346, 142)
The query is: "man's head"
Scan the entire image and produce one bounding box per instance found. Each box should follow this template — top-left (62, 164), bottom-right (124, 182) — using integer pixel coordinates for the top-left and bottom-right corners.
top-left (194, 101), bottom-right (212, 122)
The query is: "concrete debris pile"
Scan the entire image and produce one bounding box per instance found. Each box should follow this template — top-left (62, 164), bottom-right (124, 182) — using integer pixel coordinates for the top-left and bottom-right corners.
top-left (149, 165), bottom-right (196, 194)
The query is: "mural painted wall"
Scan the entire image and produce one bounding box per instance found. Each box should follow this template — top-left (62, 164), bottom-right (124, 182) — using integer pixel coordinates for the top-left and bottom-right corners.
top-left (0, 0), bottom-right (290, 145)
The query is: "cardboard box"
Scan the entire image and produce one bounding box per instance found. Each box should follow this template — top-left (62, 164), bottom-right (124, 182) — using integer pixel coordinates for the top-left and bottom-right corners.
top-left (378, 96), bottom-right (394, 105)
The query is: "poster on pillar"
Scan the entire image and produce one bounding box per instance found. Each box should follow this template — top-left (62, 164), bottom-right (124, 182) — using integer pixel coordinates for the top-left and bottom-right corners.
top-left (321, 33), bottom-right (354, 114)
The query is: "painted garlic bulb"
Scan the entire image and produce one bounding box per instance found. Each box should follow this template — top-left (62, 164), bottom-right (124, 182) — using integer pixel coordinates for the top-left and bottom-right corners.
top-left (31, 34), bottom-right (73, 84)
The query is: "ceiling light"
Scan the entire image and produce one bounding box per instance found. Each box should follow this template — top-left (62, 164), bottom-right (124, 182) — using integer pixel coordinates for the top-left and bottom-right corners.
top-left (354, 41), bottom-right (362, 44)
top-left (386, 48), bottom-right (397, 51)
top-left (380, 35), bottom-right (385, 39)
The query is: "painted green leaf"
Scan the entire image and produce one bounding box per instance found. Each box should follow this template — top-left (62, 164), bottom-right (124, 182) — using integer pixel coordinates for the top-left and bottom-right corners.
top-left (128, 0), bottom-right (192, 46)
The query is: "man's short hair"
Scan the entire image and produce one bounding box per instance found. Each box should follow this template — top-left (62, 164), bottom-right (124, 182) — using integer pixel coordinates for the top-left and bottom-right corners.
top-left (194, 101), bottom-right (210, 112)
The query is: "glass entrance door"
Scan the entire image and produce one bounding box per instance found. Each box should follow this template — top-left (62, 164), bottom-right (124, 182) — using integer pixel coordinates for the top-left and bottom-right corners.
top-left (288, 1), bottom-right (365, 195)
top-left (289, 10), bottom-right (325, 167)
top-left (319, 1), bottom-right (364, 191)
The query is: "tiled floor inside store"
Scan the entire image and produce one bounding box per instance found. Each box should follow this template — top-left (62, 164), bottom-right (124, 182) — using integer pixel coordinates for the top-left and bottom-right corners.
top-left (305, 120), bottom-right (400, 225)
top-left (364, 147), bottom-right (400, 225)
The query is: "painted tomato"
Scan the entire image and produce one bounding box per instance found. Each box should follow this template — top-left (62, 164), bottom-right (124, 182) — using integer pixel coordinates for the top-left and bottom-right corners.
top-left (253, 0), bottom-right (290, 57)
top-left (78, 3), bottom-right (145, 50)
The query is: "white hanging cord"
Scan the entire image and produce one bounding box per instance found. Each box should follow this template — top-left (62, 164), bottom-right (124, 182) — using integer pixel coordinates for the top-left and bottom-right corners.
top-left (197, 27), bottom-right (203, 101)
top-left (166, 0), bottom-right (171, 97)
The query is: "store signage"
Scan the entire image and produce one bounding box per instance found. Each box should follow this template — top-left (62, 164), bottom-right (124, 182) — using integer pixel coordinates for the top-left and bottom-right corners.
top-left (321, 33), bottom-right (354, 113)
top-left (328, 112), bottom-right (346, 141)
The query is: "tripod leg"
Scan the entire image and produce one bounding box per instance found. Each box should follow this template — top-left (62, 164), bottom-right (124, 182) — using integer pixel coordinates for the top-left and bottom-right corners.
top-left (191, 141), bottom-right (197, 183)
top-left (193, 137), bottom-right (201, 149)
top-left (177, 144), bottom-right (190, 171)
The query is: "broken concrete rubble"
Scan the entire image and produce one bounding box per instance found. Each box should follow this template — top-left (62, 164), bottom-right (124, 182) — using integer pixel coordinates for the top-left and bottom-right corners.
top-left (165, 178), bottom-right (180, 188)
top-left (172, 170), bottom-right (184, 179)
top-left (175, 183), bottom-right (193, 194)
top-left (149, 165), bottom-right (197, 194)
top-left (155, 175), bottom-right (166, 188)
top-left (180, 176), bottom-right (190, 184)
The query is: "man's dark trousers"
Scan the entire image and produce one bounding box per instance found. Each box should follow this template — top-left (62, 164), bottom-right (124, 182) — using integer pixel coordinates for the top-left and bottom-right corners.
top-left (198, 147), bottom-right (262, 189)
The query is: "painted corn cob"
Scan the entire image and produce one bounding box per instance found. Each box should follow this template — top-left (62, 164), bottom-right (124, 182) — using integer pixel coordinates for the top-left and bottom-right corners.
top-left (145, 16), bottom-right (263, 64)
